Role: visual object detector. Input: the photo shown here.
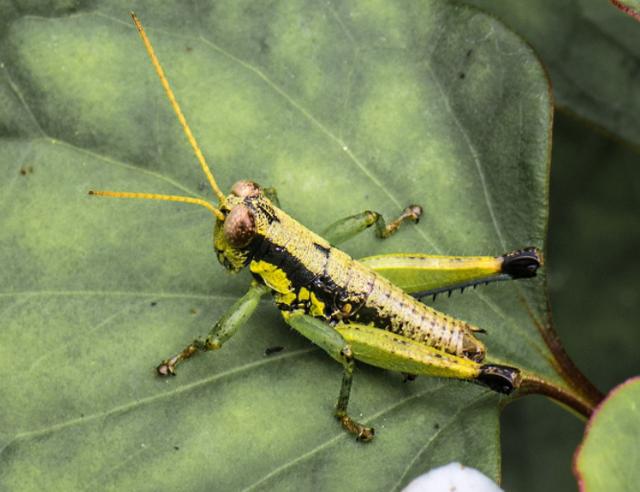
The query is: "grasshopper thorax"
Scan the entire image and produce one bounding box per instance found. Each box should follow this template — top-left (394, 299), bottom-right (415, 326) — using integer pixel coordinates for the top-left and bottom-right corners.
top-left (214, 180), bottom-right (272, 272)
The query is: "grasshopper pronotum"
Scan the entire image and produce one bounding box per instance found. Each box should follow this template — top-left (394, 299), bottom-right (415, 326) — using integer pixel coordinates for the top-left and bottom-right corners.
top-left (89, 13), bottom-right (542, 441)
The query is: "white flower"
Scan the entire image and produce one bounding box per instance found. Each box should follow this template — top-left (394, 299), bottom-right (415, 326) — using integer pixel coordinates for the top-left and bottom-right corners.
top-left (403, 462), bottom-right (503, 492)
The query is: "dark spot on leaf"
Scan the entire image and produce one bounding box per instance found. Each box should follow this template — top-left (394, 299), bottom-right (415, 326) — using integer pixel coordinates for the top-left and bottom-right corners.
top-left (259, 37), bottom-right (270, 54)
top-left (150, 301), bottom-right (157, 307)
top-left (19, 165), bottom-right (34, 175)
top-left (434, 423), bottom-right (440, 430)
top-left (459, 72), bottom-right (465, 79)
top-left (174, 446), bottom-right (180, 450)
top-left (264, 346), bottom-right (284, 356)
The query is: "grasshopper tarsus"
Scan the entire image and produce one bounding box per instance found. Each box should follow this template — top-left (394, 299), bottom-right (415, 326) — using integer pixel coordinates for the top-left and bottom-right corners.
top-left (357, 427), bottom-right (375, 442)
top-left (157, 360), bottom-right (177, 377)
top-left (156, 342), bottom-right (205, 377)
top-left (337, 414), bottom-right (375, 442)
top-left (375, 204), bottom-right (424, 239)
top-left (405, 204), bottom-right (423, 223)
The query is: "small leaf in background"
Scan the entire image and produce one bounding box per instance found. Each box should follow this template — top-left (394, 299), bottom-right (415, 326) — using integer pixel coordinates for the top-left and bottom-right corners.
top-left (573, 377), bottom-right (640, 492)
top-left (462, 0), bottom-right (640, 148)
top-left (611, 0), bottom-right (640, 21)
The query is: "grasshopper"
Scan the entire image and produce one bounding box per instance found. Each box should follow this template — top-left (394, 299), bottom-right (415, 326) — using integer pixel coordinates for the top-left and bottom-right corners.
top-left (89, 14), bottom-right (542, 441)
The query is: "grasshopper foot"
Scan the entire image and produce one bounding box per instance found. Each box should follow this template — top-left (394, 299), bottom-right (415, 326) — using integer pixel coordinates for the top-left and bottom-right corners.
top-left (403, 204), bottom-right (423, 223)
top-left (337, 413), bottom-right (375, 442)
top-left (156, 358), bottom-right (178, 376)
top-left (156, 343), bottom-right (201, 377)
top-left (376, 204), bottom-right (424, 239)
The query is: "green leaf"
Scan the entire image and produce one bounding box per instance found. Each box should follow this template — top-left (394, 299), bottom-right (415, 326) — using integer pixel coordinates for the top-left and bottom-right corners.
top-left (462, 0), bottom-right (640, 147)
top-left (0, 1), bottom-right (560, 489)
top-left (574, 377), bottom-right (640, 491)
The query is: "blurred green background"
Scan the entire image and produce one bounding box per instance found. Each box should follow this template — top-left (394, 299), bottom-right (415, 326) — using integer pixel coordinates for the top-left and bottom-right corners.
top-left (463, 2), bottom-right (640, 490)
top-left (501, 112), bottom-right (640, 490)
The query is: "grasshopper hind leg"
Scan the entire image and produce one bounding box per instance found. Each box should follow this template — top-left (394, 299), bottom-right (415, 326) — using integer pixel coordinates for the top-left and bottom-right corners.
top-left (336, 347), bottom-right (375, 441)
top-left (477, 364), bottom-right (521, 394)
top-left (284, 313), bottom-right (374, 441)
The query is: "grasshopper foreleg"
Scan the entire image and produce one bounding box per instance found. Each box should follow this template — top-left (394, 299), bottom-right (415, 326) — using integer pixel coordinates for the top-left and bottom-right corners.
top-left (284, 312), bottom-right (374, 441)
top-left (157, 282), bottom-right (268, 376)
top-left (261, 186), bottom-right (280, 207)
top-left (322, 205), bottom-right (422, 245)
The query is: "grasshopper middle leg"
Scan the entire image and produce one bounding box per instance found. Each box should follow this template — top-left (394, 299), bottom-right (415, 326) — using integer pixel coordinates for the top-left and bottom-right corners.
top-left (157, 282), bottom-right (269, 376)
top-left (322, 205), bottom-right (423, 246)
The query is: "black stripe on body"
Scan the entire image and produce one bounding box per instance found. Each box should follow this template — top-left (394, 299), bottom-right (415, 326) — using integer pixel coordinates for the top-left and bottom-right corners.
top-left (254, 231), bottom-right (484, 360)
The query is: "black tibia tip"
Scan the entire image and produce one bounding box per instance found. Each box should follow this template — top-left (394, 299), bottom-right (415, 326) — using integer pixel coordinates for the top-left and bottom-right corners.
top-left (231, 180), bottom-right (261, 198)
top-left (501, 247), bottom-right (542, 278)
top-left (477, 364), bottom-right (521, 394)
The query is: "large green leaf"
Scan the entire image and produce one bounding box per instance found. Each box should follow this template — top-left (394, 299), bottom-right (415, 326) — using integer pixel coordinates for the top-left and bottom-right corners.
top-left (463, 0), bottom-right (640, 148)
top-left (1, 1), bottom-right (558, 489)
top-left (574, 377), bottom-right (640, 491)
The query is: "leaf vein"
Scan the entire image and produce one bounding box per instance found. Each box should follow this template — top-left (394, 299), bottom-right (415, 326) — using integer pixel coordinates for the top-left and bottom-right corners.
top-left (0, 348), bottom-right (315, 456)
top-left (424, 65), bottom-right (506, 249)
top-left (241, 383), bottom-right (481, 492)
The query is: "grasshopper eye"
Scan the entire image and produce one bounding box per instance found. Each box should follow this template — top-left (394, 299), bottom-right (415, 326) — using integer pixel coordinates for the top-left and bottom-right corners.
top-left (231, 180), bottom-right (261, 198)
top-left (223, 204), bottom-right (256, 248)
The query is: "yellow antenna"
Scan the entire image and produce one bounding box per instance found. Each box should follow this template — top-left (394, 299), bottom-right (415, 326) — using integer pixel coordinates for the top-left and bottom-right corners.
top-left (88, 190), bottom-right (224, 219)
top-left (89, 13), bottom-right (229, 221)
top-left (130, 12), bottom-right (227, 206)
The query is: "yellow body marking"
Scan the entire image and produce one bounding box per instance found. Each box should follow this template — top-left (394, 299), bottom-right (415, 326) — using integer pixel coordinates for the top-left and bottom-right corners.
top-left (249, 260), bottom-right (296, 305)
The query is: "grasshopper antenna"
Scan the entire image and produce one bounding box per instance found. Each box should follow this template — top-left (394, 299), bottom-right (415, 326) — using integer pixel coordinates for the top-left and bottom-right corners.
top-left (87, 190), bottom-right (223, 219)
top-left (89, 12), bottom-right (227, 221)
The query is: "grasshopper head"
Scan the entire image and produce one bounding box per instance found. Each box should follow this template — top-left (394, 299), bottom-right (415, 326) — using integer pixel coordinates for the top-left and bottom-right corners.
top-left (213, 180), bottom-right (268, 272)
